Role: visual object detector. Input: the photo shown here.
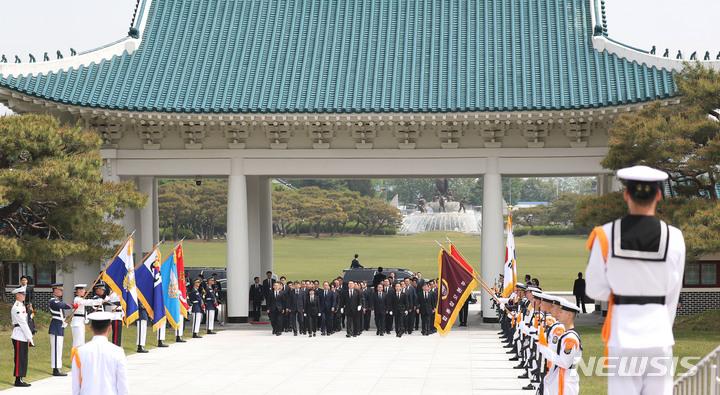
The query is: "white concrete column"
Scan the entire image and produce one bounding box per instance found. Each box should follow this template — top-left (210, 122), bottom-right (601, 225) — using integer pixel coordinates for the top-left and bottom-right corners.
top-left (137, 176), bottom-right (155, 255)
top-left (246, 176), bottom-right (261, 279)
top-left (481, 157), bottom-right (504, 322)
top-left (152, 178), bottom-right (159, 246)
top-left (258, 177), bottom-right (274, 276)
top-left (597, 173), bottom-right (622, 196)
top-left (227, 158), bottom-right (250, 322)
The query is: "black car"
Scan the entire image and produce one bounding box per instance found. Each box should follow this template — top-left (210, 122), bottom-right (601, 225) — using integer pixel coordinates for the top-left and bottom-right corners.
top-left (185, 267), bottom-right (226, 301)
top-left (341, 267), bottom-right (415, 287)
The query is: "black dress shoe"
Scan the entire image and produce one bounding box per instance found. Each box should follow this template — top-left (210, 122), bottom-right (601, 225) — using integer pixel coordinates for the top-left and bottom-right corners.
top-left (380, 333), bottom-right (384, 336)
top-left (193, 333), bottom-right (202, 339)
top-left (176, 336), bottom-right (187, 343)
top-left (157, 341), bottom-right (169, 347)
top-left (518, 373), bottom-right (529, 379)
top-left (52, 368), bottom-right (68, 377)
top-left (522, 384), bottom-right (535, 390)
top-left (14, 378), bottom-right (30, 387)
top-left (207, 330), bottom-right (217, 335)
top-left (509, 356), bottom-right (519, 361)
top-left (506, 350), bottom-right (516, 354)
top-left (346, 334), bottom-right (352, 338)
top-left (136, 346), bottom-right (149, 353)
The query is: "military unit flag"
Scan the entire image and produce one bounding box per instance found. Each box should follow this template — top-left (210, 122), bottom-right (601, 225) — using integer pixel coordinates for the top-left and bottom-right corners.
top-left (175, 243), bottom-right (189, 318)
top-left (502, 214), bottom-right (517, 297)
top-left (152, 253), bottom-right (166, 331)
top-left (102, 237), bottom-right (140, 325)
top-left (135, 248), bottom-right (160, 319)
top-left (434, 248), bottom-right (478, 336)
top-left (160, 250), bottom-right (182, 329)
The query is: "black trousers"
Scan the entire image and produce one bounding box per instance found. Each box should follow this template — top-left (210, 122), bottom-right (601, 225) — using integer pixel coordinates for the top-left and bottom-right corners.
top-left (363, 310), bottom-right (372, 330)
top-left (385, 312), bottom-right (393, 333)
top-left (394, 311), bottom-right (405, 335)
top-left (374, 311), bottom-right (385, 333)
top-left (321, 310), bottom-right (333, 333)
top-left (12, 339), bottom-right (28, 377)
top-left (111, 320), bottom-right (123, 346)
top-left (406, 310), bottom-right (415, 333)
top-left (294, 311), bottom-right (304, 333)
top-left (270, 309), bottom-right (283, 334)
top-left (252, 301), bottom-right (262, 321)
top-left (459, 303), bottom-right (469, 324)
top-left (575, 294), bottom-right (587, 313)
top-left (305, 314), bottom-right (318, 333)
top-left (421, 312), bottom-right (433, 334)
top-left (346, 312), bottom-right (360, 335)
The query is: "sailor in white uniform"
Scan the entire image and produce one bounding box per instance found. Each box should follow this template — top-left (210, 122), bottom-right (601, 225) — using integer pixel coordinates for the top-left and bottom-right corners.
top-left (11, 286), bottom-right (33, 387)
top-left (585, 165), bottom-right (685, 395)
top-left (71, 311), bottom-right (129, 395)
top-left (71, 284), bottom-right (101, 348)
top-left (538, 298), bottom-right (582, 395)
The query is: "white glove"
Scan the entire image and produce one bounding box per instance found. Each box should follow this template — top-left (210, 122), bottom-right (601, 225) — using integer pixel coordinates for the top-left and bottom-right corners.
top-left (62, 322), bottom-right (68, 328)
top-left (30, 341), bottom-right (34, 347)
top-left (317, 313), bottom-right (321, 317)
top-left (303, 313), bottom-right (307, 317)
top-left (357, 306), bottom-right (362, 311)
top-left (404, 311), bottom-right (408, 316)
top-left (84, 319), bottom-right (89, 324)
top-left (340, 308), bottom-right (344, 314)
top-left (389, 311), bottom-right (393, 316)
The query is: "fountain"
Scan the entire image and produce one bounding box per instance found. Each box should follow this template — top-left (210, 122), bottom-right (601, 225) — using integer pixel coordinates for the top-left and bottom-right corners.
top-left (399, 178), bottom-right (481, 234)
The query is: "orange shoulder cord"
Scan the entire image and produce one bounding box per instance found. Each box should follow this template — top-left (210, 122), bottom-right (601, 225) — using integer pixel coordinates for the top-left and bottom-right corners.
top-left (558, 367), bottom-right (566, 395)
top-left (588, 226), bottom-right (611, 367)
top-left (71, 347), bottom-right (82, 386)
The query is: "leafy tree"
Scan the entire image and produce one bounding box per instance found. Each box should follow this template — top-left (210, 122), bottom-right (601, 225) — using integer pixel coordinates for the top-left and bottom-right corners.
top-left (0, 114), bottom-right (146, 300)
top-left (158, 181), bottom-right (193, 241)
top-left (575, 64), bottom-right (720, 261)
top-left (549, 193), bottom-right (584, 226)
top-left (512, 207), bottom-right (548, 235)
top-left (358, 196), bottom-right (403, 236)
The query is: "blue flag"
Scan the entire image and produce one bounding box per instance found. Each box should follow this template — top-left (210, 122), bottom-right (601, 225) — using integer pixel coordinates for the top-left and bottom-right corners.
top-left (160, 250), bottom-right (181, 329)
top-left (152, 254), bottom-right (166, 331)
top-left (102, 238), bottom-right (140, 326)
top-left (135, 248), bottom-right (160, 319)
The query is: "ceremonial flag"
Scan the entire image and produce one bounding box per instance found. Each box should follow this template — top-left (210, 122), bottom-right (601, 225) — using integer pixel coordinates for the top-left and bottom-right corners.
top-left (434, 248), bottom-right (478, 336)
top-left (175, 243), bottom-right (189, 318)
top-left (134, 248), bottom-right (160, 319)
top-left (152, 255), bottom-right (166, 331)
top-left (502, 214), bottom-right (517, 297)
top-left (449, 243), bottom-right (478, 275)
top-left (102, 237), bottom-right (140, 325)
top-left (160, 250), bottom-right (182, 329)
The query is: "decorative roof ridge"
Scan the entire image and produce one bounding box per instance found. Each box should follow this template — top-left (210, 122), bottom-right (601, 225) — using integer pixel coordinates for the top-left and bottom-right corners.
top-left (0, 0), bottom-right (153, 78)
top-left (589, 0), bottom-right (720, 72)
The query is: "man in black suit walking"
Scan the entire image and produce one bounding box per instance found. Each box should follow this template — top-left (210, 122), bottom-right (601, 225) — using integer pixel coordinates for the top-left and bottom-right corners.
top-left (266, 282), bottom-right (286, 336)
top-left (418, 283), bottom-right (437, 335)
top-left (303, 288), bottom-right (320, 337)
top-left (573, 272), bottom-right (587, 313)
top-left (371, 284), bottom-right (387, 335)
top-left (343, 281), bottom-right (362, 337)
top-left (389, 282), bottom-right (409, 337)
top-left (262, 271), bottom-right (275, 301)
top-left (289, 281), bottom-right (305, 335)
top-left (249, 277), bottom-right (264, 321)
top-left (319, 282), bottom-right (335, 335)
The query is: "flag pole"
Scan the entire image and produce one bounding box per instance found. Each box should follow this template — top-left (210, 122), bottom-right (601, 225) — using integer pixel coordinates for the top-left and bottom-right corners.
top-left (134, 238), bottom-right (165, 271)
top-left (64, 234), bottom-right (133, 323)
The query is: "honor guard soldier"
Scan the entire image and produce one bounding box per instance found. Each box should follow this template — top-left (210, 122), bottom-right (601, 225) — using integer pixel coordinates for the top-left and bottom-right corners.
top-left (586, 166), bottom-right (685, 395)
top-left (189, 280), bottom-right (204, 338)
top-left (537, 298), bottom-right (582, 395)
top-left (136, 302), bottom-right (149, 353)
top-left (20, 276), bottom-right (37, 335)
top-left (107, 291), bottom-right (125, 347)
top-left (204, 278), bottom-right (218, 334)
top-left (71, 311), bottom-right (129, 395)
top-left (49, 283), bottom-right (79, 376)
top-left (72, 284), bottom-right (100, 348)
top-left (11, 286), bottom-right (33, 387)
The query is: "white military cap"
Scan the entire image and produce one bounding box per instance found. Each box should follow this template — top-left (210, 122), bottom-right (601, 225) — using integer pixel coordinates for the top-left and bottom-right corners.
top-left (559, 298), bottom-right (582, 314)
top-left (531, 290), bottom-right (545, 299)
top-left (88, 311), bottom-right (114, 321)
top-left (12, 286), bottom-right (26, 294)
top-left (526, 286), bottom-right (541, 293)
top-left (74, 283), bottom-right (87, 288)
top-left (616, 165), bottom-right (668, 182)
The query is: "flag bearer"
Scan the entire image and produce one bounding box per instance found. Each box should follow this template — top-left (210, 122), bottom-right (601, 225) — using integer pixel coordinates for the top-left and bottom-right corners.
top-left (190, 280), bottom-right (205, 338)
top-left (204, 278), bottom-right (218, 334)
top-left (586, 166), bottom-right (685, 395)
top-left (72, 284), bottom-right (99, 348)
top-left (49, 283), bottom-right (78, 376)
top-left (136, 303), bottom-right (149, 353)
top-left (11, 286), bottom-right (33, 387)
top-left (538, 298), bottom-right (582, 395)
top-left (107, 291), bottom-right (124, 347)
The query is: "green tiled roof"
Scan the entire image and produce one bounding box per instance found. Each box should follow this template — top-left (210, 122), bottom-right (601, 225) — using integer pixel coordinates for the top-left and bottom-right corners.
top-left (0, 0), bottom-right (676, 114)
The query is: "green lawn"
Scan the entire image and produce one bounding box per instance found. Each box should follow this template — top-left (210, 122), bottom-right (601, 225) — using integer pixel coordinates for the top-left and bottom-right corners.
top-left (0, 304), bottom-right (207, 390)
top-left (161, 233), bottom-right (590, 291)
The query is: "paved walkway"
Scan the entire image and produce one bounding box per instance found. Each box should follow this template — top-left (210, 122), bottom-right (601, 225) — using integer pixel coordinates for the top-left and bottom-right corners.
top-left (2, 306), bottom-right (547, 394)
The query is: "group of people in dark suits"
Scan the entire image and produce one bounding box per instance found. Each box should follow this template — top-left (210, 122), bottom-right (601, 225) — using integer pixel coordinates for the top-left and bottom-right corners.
top-left (251, 271), bottom-right (440, 338)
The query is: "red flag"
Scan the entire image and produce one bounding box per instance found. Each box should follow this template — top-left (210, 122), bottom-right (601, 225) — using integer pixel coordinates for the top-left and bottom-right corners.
top-left (434, 249), bottom-right (478, 336)
top-left (175, 243), bottom-right (189, 318)
top-left (449, 243), bottom-right (477, 275)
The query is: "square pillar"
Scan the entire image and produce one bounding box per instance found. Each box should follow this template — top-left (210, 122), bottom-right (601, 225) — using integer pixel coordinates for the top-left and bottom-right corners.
top-left (227, 158), bottom-right (250, 322)
top-left (246, 176), bottom-right (261, 279)
top-left (137, 176), bottom-right (156, 255)
top-left (481, 157), bottom-right (504, 322)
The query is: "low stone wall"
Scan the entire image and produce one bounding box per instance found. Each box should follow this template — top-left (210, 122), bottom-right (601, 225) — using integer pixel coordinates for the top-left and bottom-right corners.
top-left (677, 290), bottom-right (720, 316)
top-left (4, 288), bottom-right (53, 312)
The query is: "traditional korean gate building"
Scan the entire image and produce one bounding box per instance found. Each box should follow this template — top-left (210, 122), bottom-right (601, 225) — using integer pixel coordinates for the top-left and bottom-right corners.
top-left (2, 0), bottom-right (716, 320)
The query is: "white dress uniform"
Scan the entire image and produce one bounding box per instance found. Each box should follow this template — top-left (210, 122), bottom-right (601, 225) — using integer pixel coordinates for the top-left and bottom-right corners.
top-left (11, 288), bottom-right (34, 383)
top-left (71, 312), bottom-right (129, 395)
top-left (585, 166), bottom-right (685, 395)
top-left (72, 285), bottom-right (101, 348)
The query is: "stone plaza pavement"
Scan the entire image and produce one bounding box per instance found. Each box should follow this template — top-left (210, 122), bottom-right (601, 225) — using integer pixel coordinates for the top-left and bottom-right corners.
top-left (3, 307), bottom-right (536, 395)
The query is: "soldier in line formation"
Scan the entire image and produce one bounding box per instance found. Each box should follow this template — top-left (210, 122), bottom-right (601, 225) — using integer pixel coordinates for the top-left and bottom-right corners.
top-left (261, 273), bottom-right (439, 338)
top-left (498, 282), bottom-right (582, 394)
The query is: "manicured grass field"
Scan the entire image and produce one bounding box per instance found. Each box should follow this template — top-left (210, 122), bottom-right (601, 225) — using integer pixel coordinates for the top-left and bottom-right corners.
top-left (161, 233), bottom-right (590, 291)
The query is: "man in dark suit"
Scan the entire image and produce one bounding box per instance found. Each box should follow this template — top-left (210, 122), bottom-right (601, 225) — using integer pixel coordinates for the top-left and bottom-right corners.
top-left (403, 278), bottom-right (418, 335)
top-left (388, 282), bottom-right (409, 337)
top-left (319, 281), bottom-right (335, 335)
top-left (249, 277), bottom-right (264, 321)
top-left (266, 282), bottom-right (287, 336)
top-left (371, 284), bottom-right (387, 335)
top-left (418, 283), bottom-right (437, 335)
top-left (573, 272), bottom-right (587, 313)
top-left (289, 281), bottom-right (305, 335)
top-left (383, 279), bottom-right (393, 334)
top-left (262, 271), bottom-right (275, 301)
top-left (372, 267), bottom-right (386, 289)
top-left (361, 281), bottom-right (372, 332)
top-left (342, 281), bottom-right (362, 337)
top-left (303, 288), bottom-right (320, 337)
